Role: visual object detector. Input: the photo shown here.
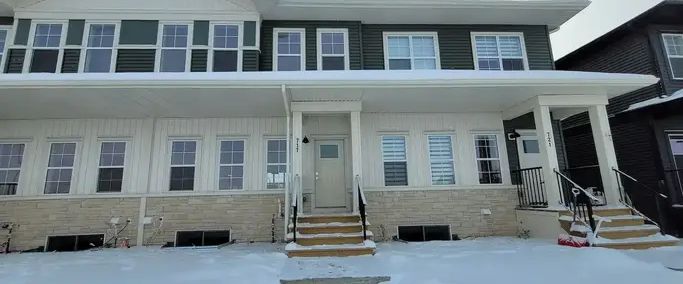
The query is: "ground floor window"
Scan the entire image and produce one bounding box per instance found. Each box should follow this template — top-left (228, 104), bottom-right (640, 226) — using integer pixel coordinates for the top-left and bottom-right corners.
top-left (266, 139), bottom-right (287, 189)
top-left (170, 141), bottom-right (197, 191)
top-left (428, 135), bottom-right (455, 185)
top-left (97, 141), bottom-right (126, 193)
top-left (45, 234), bottom-right (104, 252)
top-left (45, 142), bottom-right (76, 194)
top-left (218, 140), bottom-right (244, 190)
top-left (382, 136), bottom-right (408, 186)
top-left (0, 143), bottom-right (24, 195)
top-left (474, 134), bottom-right (502, 184)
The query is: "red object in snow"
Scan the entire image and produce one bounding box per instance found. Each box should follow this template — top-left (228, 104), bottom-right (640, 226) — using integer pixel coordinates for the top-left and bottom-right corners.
top-left (558, 234), bottom-right (588, 248)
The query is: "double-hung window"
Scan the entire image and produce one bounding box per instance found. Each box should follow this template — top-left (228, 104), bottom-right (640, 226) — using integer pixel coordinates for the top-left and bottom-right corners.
top-left (662, 34), bottom-right (683, 79)
top-left (274, 29), bottom-right (304, 71)
top-left (0, 143), bottom-right (25, 195)
top-left (428, 135), bottom-right (456, 185)
top-left (97, 141), bottom-right (126, 193)
top-left (218, 140), bottom-right (244, 190)
top-left (30, 23), bottom-right (64, 73)
top-left (382, 136), bottom-right (408, 186)
top-left (317, 29), bottom-right (348, 70)
top-left (84, 24), bottom-right (116, 73)
top-left (160, 24), bottom-right (189, 72)
top-left (211, 24), bottom-right (239, 72)
top-left (474, 134), bottom-right (502, 184)
top-left (45, 142), bottom-right (76, 194)
top-left (170, 141), bottom-right (197, 191)
top-left (266, 139), bottom-right (287, 189)
top-left (384, 33), bottom-right (439, 70)
top-left (0, 27), bottom-right (8, 65)
top-left (472, 33), bottom-right (527, 71)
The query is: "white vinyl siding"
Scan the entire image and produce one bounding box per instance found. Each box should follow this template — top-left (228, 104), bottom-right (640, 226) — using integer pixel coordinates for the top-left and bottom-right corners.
top-left (97, 141), bottom-right (126, 193)
top-left (472, 33), bottom-right (527, 71)
top-left (317, 29), bottom-right (349, 71)
top-left (266, 139), bottom-right (287, 189)
top-left (218, 140), bottom-right (244, 190)
top-left (0, 143), bottom-right (24, 195)
top-left (160, 24), bottom-right (189, 72)
top-left (382, 136), bottom-right (408, 186)
top-left (384, 33), bottom-right (439, 70)
top-left (44, 142), bottom-right (76, 194)
top-left (474, 134), bottom-right (503, 184)
top-left (662, 34), bottom-right (683, 80)
top-left (274, 29), bottom-right (305, 71)
top-left (84, 24), bottom-right (116, 73)
top-left (428, 135), bottom-right (455, 185)
top-left (169, 141), bottom-right (197, 191)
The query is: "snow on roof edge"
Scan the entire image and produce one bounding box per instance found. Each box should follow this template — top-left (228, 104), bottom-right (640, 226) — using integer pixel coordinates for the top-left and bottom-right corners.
top-left (625, 89), bottom-right (683, 112)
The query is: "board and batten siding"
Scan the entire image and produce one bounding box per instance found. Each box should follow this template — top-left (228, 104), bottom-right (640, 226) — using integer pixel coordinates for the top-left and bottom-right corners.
top-left (0, 119), bottom-right (153, 196)
top-left (360, 112), bottom-right (512, 189)
top-left (147, 118), bottom-right (286, 194)
top-left (361, 24), bottom-right (554, 70)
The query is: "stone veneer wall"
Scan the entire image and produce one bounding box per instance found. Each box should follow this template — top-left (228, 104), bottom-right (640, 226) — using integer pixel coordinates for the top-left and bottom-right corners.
top-left (364, 188), bottom-right (519, 241)
top-left (143, 194), bottom-right (285, 246)
top-left (0, 198), bottom-right (140, 250)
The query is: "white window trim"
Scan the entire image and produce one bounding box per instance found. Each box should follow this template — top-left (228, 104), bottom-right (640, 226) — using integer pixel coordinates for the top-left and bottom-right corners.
top-left (43, 141), bottom-right (80, 195)
top-left (662, 33), bottom-right (683, 80)
top-left (265, 138), bottom-right (287, 190)
top-left (380, 134), bottom-right (409, 187)
top-left (0, 25), bottom-right (13, 72)
top-left (316, 28), bottom-right (350, 71)
top-left (95, 140), bottom-right (129, 194)
top-left (426, 134), bottom-right (457, 186)
top-left (79, 21), bottom-right (120, 73)
top-left (382, 31), bottom-right (441, 71)
top-left (208, 22), bottom-right (243, 72)
top-left (0, 142), bottom-right (26, 196)
top-left (156, 21), bottom-right (194, 73)
top-left (168, 139), bottom-right (200, 191)
top-left (473, 133), bottom-right (503, 185)
top-left (273, 28), bottom-right (306, 72)
top-left (217, 138), bottom-right (247, 191)
top-left (24, 20), bottom-right (68, 74)
top-left (471, 32), bottom-right (529, 71)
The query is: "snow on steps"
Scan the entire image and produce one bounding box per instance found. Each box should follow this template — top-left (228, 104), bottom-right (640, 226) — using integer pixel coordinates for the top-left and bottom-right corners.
top-left (286, 240), bottom-right (377, 258)
top-left (286, 231), bottom-right (374, 246)
top-left (592, 234), bottom-right (680, 250)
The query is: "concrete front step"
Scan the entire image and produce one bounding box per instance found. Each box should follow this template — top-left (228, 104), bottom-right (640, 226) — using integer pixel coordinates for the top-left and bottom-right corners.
top-left (297, 214), bottom-right (361, 224)
top-left (285, 241), bottom-right (376, 258)
top-left (287, 232), bottom-right (373, 246)
top-left (560, 207), bottom-right (632, 217)
top-left (597, 225), bottom-right (661, 239)
top-left (290, 222), bottom-right (366, 235)
top-left (593, 234), bottom-right (680, 250)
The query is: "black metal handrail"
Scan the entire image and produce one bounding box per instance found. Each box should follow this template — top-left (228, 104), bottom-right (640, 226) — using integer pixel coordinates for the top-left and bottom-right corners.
top-left (555, 169), bottom-right (599, 232)
top-left (291, 174), bottom-right (300, 242)
top-left (663, 168), bottom-right (683, 203)
top-left (511, 167), bottom-right (547, 208)
top-left (356, 175), bottom-right (368, 240)
top-left (613, 168), bottom-right (668, 234)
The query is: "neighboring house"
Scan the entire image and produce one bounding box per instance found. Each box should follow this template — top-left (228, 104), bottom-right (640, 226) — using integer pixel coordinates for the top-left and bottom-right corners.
top-left (556, 0), bottom-right (683, 237)
top-left (0, 0), bottom-right (674, 256)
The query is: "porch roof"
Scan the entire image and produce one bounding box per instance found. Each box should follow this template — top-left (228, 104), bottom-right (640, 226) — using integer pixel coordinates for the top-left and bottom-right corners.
top-left (0, 70), bottom-right (659, 119)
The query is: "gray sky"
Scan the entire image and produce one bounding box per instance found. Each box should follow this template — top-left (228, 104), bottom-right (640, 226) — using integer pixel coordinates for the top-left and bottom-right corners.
top-left (551, 0), bottom-right (662, 60)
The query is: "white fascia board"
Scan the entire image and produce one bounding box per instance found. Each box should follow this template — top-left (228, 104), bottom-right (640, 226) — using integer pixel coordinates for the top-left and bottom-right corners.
top-left (291, 101), bottom-right (362, 112)
top-left (14, 10), bottom-right (261, 21)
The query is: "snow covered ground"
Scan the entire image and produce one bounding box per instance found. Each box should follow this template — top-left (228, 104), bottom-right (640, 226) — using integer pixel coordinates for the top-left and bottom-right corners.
top-left (0, 238), bottom-right (681, 284)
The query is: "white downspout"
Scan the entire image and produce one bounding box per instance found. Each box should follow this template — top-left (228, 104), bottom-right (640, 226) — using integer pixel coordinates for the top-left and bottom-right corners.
top-left (281, 85), bottom-right (291, 242)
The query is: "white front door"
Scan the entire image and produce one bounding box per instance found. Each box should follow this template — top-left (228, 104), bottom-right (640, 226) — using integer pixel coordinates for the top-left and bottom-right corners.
top-left (516, 130), bottom-right (542, 169)
top-left (314, 140), bottom-right (346, 208)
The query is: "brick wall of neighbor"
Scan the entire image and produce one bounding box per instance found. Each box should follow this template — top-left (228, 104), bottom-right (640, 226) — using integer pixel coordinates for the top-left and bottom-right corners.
top-left (364, 189), bottom-right (519, 241)
top-left (0, 198), bottom-right (141, 251)
top-left (143, 194), bottom-right (285, 246)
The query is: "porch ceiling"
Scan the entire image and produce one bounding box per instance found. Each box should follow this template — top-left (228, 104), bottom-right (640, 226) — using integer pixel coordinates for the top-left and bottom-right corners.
top-left (0, 70), bottom-right (659, 119)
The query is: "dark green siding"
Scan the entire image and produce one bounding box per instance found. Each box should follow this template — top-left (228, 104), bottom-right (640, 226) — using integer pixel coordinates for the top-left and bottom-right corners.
top-left (261, 21), bottom-right (363, 71)
top-left (361, 24), bottom-right (554, 70)
top-left (191, 49), bottom-right (208, 72)
top-left (193, 21), bottom-right (209, 46)
top-left (61, 49), bottom-right (80, 73)
top-left (4, 49), bottom-right (25, 73)
top-left (242, 50), bottom-right (260, 71)
top-left (66, 20), bottom-right (85, 46)
top-left (119, 20), bottom-right (159, 45)
top-left (243, 21), bottom-right (257, 47)
top-left (0, 17), bottom-right (13, 25)
top-left (14, 19), bottom-right (31, 45)
top-left (116, 49), bottom-right (156, 72)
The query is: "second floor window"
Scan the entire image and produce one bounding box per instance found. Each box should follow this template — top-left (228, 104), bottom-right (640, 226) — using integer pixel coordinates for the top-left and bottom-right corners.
top-left (274, 29), bottom-right (304, 71)
top-left (30, 23), bottom-right (64, 73)
top-left (472, 33), bottom-right (527, 71)
top-left (160, 24), bottom-right (189, 72)
top-left (212, 24), bottom-right (239, 72)
top-left (317, 29), bottom-right (348, 70)
top-left (84, 24), bottom-right (116, 73)
top-left (662, 34), bottom-right (683, 80)
top-left (0, 28), bottom-right (7, 65)
top-left (384, 33), bottom-right (439, 70)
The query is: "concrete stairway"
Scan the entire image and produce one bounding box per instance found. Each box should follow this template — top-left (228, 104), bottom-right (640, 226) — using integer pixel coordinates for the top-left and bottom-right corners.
top-left (560, 208), bottom-right (680, 249)
top-left (285, 213), bottom-right (375, 257)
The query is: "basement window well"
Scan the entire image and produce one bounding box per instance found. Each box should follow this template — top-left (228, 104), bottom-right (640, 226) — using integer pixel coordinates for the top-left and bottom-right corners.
top-left (45, 234), bottom-right (104, 252)
top-left (398, 225), bottom-right (451, 242)
top-left (175, 230), bottom-right (231, 247)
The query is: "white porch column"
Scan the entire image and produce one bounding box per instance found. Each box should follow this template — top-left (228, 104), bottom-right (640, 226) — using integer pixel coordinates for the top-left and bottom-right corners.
top-left (350, 111), bottom-right (362, 213)
top-left (292, 111), bottom-right (304, 213)
top-left (588, 105), bottom-right (621, 205)
top-left (533, 105), bottom-right (563, 208)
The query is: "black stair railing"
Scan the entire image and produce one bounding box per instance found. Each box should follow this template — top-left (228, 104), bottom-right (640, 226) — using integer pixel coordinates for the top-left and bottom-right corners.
top-left (291, 174), bottom-right (300, 242)
top-left (356, 175), bottom-right (368, 240)
top-left (613, 168), bottom-right (668, 234)
top-left (663, 168), bottom-right (683, 205)
top-left (511, 167), bottom-right (547, 208)
top-left (555, 169), bottom-right (598, 232)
